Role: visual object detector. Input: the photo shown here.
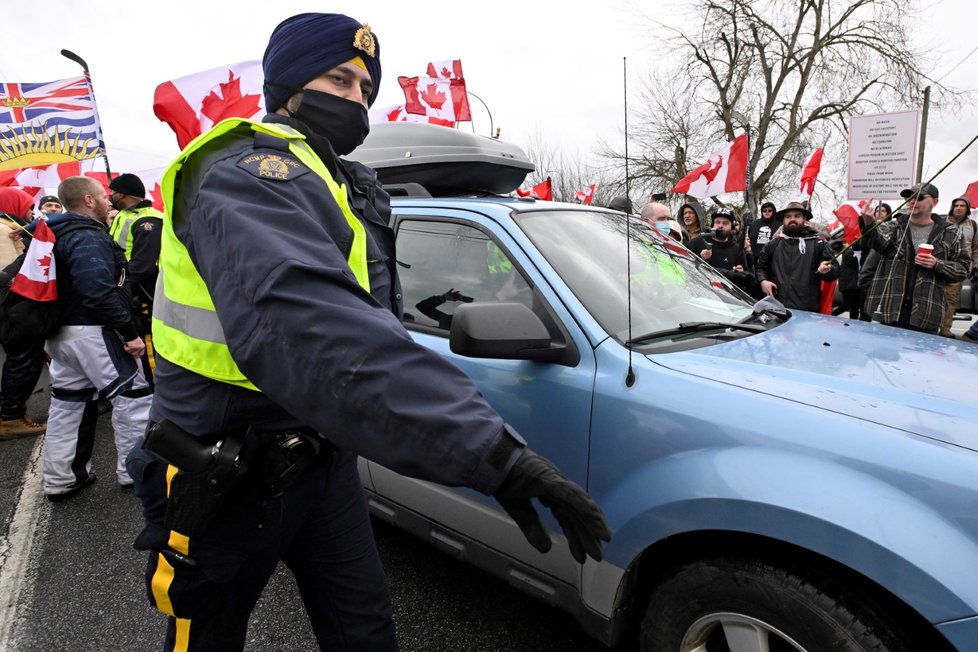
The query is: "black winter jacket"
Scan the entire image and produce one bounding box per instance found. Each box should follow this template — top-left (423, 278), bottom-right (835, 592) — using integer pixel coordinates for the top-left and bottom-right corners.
top-left (755, 227), bottom-right (839, 312)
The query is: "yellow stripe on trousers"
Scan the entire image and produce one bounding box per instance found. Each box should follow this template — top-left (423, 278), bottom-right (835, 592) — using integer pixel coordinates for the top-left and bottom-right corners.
top-left (149, 464), bottom-right (193, 649)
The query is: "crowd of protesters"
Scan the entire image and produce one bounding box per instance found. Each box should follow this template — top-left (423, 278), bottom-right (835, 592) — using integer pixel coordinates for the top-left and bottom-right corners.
top-left (636, 181), bottom-right (978, 338)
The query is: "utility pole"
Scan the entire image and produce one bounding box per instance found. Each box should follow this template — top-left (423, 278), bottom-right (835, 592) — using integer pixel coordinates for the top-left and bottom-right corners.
top-left (916, 86), bottom-right (930, 183)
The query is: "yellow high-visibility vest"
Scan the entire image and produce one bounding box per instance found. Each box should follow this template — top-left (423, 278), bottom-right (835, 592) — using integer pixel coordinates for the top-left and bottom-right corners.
top-left (152, 118), bottom-right (370, 390)
top-left (109, 205), bottom-right (164, 260)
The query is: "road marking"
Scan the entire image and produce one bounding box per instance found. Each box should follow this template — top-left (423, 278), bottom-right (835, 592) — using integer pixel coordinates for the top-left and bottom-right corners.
top-left (0, 437), bottom-right (47, 651)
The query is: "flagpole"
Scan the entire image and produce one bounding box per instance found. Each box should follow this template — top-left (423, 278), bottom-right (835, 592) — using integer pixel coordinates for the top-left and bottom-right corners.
top-left (466, 91), bottom-right (495, 138)
top-left (60, 49), bottom-right (113, 180)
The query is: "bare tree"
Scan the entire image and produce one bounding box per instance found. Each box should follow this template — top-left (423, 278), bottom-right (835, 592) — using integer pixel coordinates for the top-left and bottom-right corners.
top-left (612, 0), bottom-right (949, 214)
top-left (520, 130), bottom-right (621, 206)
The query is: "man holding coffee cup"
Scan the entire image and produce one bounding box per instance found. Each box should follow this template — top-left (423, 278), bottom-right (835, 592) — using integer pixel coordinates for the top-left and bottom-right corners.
top-left (859, 182), bottom-right (970, 333)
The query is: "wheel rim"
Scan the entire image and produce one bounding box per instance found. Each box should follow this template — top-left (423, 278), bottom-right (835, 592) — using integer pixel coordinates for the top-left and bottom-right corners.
top-left (680, 612), bottom-right (808, 652)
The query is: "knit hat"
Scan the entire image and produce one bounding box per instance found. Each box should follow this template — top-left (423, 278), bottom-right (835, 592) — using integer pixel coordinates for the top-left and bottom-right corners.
top-left (263, 13), bottom-right (381, 111)
top-left (38, 194), bottom-right (61, 207)
top-left (0, 187), bottom-right (35, 219)
top-left (108, 173), bottom-right (146, 198)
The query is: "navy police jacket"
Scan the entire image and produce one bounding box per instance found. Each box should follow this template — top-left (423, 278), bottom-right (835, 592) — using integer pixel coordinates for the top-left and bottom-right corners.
top-left (150, 114), bottom-right (523, 495)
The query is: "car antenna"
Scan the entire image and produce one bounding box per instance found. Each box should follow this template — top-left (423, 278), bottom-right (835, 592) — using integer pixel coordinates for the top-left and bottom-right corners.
top-left (623, 56), bottom-right (636, 388)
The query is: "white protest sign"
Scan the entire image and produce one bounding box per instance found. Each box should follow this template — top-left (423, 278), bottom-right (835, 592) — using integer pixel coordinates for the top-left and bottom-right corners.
top-left (847, 110), bottom-right (920, 199)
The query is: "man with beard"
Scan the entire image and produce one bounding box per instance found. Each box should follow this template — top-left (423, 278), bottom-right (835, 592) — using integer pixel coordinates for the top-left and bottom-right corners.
top-left (755, 202), bottom-right (839, 311)
top-left (41, 176), bottom-right (151, 498)
top-left (861, 183), bottom-right (969, 333)
top-left (689, 207), bottom-right (758, 296)
top-left (127, 13), bottom-right (610, 651)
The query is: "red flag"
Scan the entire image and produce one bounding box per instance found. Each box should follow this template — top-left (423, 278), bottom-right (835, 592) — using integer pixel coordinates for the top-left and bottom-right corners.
top-left (670, 133), bottom-right (748, 198)
top-left (819, 280), bottom-right (837, 315)
top-left (574, 183), bottom-right (596, 205)
top-left (832, 200), bottom-right (867, 245)
top-left (10, 220), bottom-right (58, 301)
top-left (369, 104), bottom-right (454, 127)
top-left (154, 61), bottom-right (264, 149)
top-left (516, 177), bottom-right (552, 200)
top-left (962, 180), bottom-right (978, 208)
top-left (426, 60), bottom-right (464, 80)
top-left (398, 76), bottom-right (471, 124)
top-left (799, 148), bottom-right (824, 196)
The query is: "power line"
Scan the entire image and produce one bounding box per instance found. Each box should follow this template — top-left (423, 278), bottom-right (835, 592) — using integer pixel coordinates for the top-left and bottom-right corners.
top-left (936, 45), bottom-right (978, 83)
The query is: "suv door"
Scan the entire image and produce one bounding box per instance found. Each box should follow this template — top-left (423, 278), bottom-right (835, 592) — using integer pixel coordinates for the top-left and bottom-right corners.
top-left (367, 208), bottom-right (596, 580)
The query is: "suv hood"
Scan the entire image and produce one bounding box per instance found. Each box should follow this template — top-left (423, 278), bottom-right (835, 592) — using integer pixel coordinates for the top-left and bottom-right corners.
top-left (652, 312), bottom-right (978, 451)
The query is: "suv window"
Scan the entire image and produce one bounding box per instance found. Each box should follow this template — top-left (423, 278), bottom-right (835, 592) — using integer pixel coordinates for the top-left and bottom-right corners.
top-left (396, 220), bottom-right (533, 332)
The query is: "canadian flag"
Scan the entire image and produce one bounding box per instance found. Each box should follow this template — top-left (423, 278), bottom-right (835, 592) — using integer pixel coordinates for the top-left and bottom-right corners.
top-left (154, 61), bottom-right (265, 149)
top-left (426, 60), bottom-right (464, 80)
top-left (516, 177), bottom-right (553, 201)
top-left (10, 219), bottom-right (58, 301)
top-left (1, 164), bottom-right (166, 212)
top-left (574, 183), bottom-right (596, 205)
top-left (832, 200), bottom-right (868, 245)
top-left (370, 104), bottom-right (454, 128)
top-left (398, 76), bottom-right (472, 124)
top-left (799, 148), bottom-right (824, 196)
top-left (670, 133), bottom-right (748, 198)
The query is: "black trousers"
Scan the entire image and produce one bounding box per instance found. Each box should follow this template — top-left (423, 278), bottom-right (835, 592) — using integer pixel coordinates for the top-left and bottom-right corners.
top-left (134, 447), bottom-right (397, 651)
top-left (0, 337), bottom-right (46, 420)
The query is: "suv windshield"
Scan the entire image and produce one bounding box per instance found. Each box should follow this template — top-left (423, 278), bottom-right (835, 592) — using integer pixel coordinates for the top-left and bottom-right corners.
top-left (516, 209), bottom-right (756, 344)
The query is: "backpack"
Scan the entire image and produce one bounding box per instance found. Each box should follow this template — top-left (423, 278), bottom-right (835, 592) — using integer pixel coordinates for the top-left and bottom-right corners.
top-left (0, 221), bottom-right (101, 345)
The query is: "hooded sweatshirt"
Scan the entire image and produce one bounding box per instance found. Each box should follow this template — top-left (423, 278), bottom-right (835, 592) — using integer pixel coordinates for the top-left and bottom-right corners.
top-left (676, 202), bottom-right (705, 242)
top-left (948, 196), bottom-right (978, 270)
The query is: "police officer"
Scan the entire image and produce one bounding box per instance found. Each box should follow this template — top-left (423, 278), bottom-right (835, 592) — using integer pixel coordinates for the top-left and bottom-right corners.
top-left (127, 13), bottom-right (610, 651)
top-left (107, 174), bottom-right (162, 323)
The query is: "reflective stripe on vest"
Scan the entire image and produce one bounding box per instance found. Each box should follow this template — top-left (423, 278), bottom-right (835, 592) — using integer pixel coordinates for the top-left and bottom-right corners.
top-left (110, 206), bottom-right (164, 260)
top-left (152, 118), bottom-right (371, 390)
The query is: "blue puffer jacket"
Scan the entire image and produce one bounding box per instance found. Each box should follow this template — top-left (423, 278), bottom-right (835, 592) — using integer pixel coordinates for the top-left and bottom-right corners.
top-left (45, 212), bottom-right (138, 341)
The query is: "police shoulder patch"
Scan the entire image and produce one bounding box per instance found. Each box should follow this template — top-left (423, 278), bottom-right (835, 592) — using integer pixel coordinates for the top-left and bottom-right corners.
top-left (140, 222), bottom-right (155, 231)
top-left (236, 152), bottom-right (310, 182)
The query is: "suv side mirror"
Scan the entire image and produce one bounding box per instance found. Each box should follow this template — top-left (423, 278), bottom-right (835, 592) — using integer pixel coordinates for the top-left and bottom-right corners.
top-left (449, 302), bottom-right (564, 362)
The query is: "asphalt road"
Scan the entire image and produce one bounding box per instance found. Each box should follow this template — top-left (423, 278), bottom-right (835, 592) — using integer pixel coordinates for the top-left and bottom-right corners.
top-left (0, 384), bottom-right (606, 652)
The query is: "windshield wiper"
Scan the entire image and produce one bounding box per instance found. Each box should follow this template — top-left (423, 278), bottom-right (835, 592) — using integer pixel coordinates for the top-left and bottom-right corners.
top-left (628, 321), bottom-right (766, 345)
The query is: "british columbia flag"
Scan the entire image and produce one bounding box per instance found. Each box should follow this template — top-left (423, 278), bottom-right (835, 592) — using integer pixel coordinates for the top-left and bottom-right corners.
top-left (0, 75), bottom-right (105, 170)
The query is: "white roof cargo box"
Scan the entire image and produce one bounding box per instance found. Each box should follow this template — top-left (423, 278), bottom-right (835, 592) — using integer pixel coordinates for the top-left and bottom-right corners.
top-left (344, 122), bottom-right (534, 196)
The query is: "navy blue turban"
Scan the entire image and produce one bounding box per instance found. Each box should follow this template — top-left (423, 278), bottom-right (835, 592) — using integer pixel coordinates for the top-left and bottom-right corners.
top-left (262, 13), bottom-right (381, 111)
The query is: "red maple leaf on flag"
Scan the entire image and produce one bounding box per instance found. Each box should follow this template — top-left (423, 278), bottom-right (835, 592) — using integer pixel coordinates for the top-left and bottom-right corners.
top-left (421, 83), bottom-right (447, 109)
top-left (386, 106), bottom-right (403, 121)
top-left (148, 183), bottom-right (164, 212)
top-left (703, 156), bottom-right (723, 183)
top-left (200, 71), bottom-right (262, 124)
top-left (438, 65), bottom-right (452, 79)
top-left (37, 253), bottom-right (52, 277)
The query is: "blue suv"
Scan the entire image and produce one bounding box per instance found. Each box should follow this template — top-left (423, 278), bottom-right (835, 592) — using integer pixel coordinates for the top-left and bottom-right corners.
top-left (351, 124), bottom-right (978, 651)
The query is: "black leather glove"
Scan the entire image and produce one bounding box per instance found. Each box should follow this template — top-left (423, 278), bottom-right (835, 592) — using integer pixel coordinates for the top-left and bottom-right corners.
top-left (493, 448), bottom-right (611, 563)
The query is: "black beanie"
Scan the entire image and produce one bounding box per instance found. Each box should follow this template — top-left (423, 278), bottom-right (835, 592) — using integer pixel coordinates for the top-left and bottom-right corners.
top-left (108, 173), bottom-right (146, 198)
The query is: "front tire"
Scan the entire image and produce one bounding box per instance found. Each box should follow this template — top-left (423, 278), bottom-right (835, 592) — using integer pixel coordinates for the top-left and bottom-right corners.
top-left (639, 557), bottom-right (908, 652)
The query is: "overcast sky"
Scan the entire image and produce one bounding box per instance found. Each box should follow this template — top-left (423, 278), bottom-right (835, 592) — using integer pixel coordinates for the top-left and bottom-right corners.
top-left (4, 0), bottom-right (977, 214)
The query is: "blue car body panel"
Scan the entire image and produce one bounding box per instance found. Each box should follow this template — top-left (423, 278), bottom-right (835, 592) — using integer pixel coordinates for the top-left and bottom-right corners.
top-left (370, 196), bottom-right (978, 646)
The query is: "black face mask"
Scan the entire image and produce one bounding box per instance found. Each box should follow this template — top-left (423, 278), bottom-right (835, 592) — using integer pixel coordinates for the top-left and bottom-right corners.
top-left (290, 89), bottom-right (370, 156)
